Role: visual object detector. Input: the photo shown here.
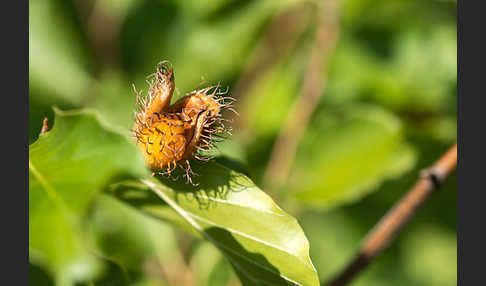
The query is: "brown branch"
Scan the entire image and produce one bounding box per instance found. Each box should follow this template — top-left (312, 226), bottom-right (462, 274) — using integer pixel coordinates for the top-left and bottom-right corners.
top-left (263, 0), bottom-right (340, 191)
top-left (325, 143), bottom-right (457, 286)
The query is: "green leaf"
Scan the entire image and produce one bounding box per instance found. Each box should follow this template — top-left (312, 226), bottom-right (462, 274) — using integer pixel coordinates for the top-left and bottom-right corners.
top-left (29, 108), bottom-right (148, 284)
top-left (290, 104), bottom-right (416, 209)
top-left (109, 162), bottom-right (320, 286)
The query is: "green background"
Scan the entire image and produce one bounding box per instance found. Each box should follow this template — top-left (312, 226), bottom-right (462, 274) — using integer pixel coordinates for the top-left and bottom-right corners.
top-left (29, 0), bottom-right (457, 285)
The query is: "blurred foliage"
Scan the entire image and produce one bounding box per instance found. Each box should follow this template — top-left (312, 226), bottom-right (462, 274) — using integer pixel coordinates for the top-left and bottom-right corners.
top-left (290, 104), bottom-right (416, 209)
top-left (29, 0), bottom-right (456, 285)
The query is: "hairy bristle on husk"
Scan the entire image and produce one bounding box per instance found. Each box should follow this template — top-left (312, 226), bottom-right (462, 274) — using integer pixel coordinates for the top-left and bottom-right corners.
top-left (132, 61), bottom-right (236, 185)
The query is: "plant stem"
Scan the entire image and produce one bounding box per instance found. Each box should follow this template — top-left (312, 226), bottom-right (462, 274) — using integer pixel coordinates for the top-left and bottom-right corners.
top-left (325, 143), bottom-right (457, 286)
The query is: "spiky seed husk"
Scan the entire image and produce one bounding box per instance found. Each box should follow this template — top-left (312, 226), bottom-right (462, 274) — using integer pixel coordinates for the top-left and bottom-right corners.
top-left (132, 61), bottom-right (235, 184)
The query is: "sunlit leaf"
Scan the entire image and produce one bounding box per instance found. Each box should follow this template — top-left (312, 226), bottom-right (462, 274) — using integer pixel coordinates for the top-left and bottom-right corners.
top-left (109, 162), bottom-right (320, 286)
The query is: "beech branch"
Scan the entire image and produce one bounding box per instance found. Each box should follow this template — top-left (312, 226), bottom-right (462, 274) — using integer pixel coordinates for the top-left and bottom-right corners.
top-left (325, 143), bottom-right (457, 286)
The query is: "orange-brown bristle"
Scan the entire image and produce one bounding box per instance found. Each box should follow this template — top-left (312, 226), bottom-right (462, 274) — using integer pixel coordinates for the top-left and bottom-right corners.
top-left (134, 61), bottom-right (175, 126)
top-left (132, 61), bottom-right (236, 184)
top-left (167, 85), bottom-right (235, 160)
top-left (167, 92), bottom-right (221, 120)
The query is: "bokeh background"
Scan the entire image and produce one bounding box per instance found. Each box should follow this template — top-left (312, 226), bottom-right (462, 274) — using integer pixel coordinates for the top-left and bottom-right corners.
top-left (29, 0), bottom-right (457, 285)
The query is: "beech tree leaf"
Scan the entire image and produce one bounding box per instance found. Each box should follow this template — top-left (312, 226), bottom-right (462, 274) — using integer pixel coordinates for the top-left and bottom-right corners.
top-left (109, 162), bottom-right (320, 286)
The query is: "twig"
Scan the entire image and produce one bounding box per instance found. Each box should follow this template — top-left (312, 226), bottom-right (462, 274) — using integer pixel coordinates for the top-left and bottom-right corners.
top-left (325, 143), bottom-right (457, 286)
top-left (263, 0), bottom-right (340, 191)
